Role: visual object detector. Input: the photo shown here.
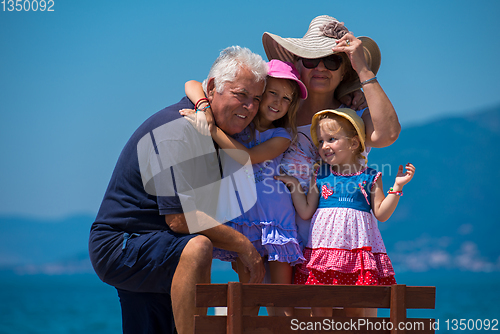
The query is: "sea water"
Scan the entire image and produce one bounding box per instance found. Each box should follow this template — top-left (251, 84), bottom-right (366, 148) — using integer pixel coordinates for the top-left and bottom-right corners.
top-left (0, 271), bottom-right (121, 334)
top-left (0, 263), bottom-right (499, 334)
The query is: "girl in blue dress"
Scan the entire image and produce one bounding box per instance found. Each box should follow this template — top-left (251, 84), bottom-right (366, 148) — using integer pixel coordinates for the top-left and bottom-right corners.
top-left (276, 108), bottom-right (415, 317)
top-left (181, 60), bottom-right (307, 315)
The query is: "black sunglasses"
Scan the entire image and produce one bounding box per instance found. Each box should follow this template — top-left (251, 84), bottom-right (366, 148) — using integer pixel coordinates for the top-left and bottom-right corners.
top-left (300, 54), bottom-right (343, 71)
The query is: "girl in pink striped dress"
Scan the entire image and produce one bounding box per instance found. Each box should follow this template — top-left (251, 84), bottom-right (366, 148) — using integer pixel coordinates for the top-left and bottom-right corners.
top-left (276, 108), bottom-right (415, 317)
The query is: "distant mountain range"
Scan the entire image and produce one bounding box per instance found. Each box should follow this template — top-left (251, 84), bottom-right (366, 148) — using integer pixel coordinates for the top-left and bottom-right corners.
top-left (1, 106), bottom-right (499, 274)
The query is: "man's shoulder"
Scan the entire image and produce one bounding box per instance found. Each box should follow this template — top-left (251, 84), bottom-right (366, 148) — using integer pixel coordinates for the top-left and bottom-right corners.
top-left (127, 96), bottom-right (193, 140)
top-left (144, 96), bottom-right (193, 128)
top-left (119, 96), bottom-right (194, 155)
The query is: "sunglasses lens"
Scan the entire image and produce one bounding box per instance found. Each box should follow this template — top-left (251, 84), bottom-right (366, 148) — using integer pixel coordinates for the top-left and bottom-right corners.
top-left (301, 58), bottom-right (320, 69)
top-left (300, 55), bottom-right (343, 71)
top-left (323, 55), bottom-right (343, 71)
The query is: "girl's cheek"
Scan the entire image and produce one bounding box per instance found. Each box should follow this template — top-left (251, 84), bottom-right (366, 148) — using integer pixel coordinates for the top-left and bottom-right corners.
top-left (284, 101), bottom-right (291, 113)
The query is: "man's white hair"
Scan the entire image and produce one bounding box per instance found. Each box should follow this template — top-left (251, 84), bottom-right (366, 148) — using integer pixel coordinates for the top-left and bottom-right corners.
top-left (202, 46), bottom-right (268, 94)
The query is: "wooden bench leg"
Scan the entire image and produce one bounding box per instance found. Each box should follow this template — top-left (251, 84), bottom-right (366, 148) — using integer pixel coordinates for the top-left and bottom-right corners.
top-left (227, 282), bottom-right (242, 334)
top-left (390, 284), bottom-right (407, 334)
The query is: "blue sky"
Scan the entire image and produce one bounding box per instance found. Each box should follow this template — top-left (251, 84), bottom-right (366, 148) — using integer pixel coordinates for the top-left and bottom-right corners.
top-left (1, 0), bottom-right (499, 219)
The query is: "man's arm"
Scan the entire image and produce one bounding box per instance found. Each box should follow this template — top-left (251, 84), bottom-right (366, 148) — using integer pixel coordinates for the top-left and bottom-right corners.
top-left (165, 212), bottom-right (265, 283)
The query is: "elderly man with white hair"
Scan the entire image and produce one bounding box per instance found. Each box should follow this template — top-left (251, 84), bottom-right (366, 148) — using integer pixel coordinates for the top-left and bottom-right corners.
top-left (89, 46), bottom-right (267, 334)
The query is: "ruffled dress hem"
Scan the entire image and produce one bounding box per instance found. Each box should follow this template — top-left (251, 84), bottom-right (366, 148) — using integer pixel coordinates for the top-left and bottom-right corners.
top-left (294, 247), bottom-right (395, 285)
top-left (212, 219), bottom-right (305, 265)
top-left (295, 269), bottom-right (396, 286)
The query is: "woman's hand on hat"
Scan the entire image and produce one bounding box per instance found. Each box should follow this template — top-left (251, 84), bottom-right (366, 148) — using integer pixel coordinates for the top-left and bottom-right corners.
top-left (332, 33), bottom-right (369, 75)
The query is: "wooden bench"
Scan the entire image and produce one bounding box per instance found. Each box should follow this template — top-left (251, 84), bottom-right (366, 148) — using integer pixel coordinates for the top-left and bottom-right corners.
top-left (194, 282), bottom-right (436, 333)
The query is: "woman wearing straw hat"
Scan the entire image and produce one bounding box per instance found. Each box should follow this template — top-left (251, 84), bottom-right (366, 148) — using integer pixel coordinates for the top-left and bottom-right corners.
top-left (263, 14), bottom-right (400, 248)
top-left (262, 15), bottom-right (400, 317)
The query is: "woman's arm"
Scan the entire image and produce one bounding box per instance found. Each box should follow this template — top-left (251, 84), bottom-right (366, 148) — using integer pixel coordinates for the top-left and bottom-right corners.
top-left (275, 173), bottom-right (319, 220)
top-left (333, 34), bottom-right (401, 148)
top-left (371, 163), bottom-right (415, 222)
top-left (360, 92), bottom-right (400, 149)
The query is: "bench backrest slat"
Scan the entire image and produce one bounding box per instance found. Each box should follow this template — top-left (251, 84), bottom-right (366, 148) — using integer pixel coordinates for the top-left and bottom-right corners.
top-left (195, 283), bottom-right (435, 309)
top-left (195, 284), bottom-right (228, 307)
top-left (194, 283), bottom-right (436, 334)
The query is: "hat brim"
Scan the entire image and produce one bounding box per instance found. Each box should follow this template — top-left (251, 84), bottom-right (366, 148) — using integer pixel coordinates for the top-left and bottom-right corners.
top-left (263, 32), bottom-right (341, 62)
top-left (262, 33), bottom-right (381, 99)
top-left (336, 37), bottom-right (381, 98)
top-left (310, 109), bottom-right (366, 152)
top-left (268, 72), bottom-right (308, 99)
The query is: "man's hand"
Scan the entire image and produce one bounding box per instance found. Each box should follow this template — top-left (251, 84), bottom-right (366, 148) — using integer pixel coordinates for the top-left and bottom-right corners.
top-left (237, 245), bottom-right (265, 283)
top-left (169, 210), bottom-right (265, 283)
top-left (165, 213), bottom-right (190, 234)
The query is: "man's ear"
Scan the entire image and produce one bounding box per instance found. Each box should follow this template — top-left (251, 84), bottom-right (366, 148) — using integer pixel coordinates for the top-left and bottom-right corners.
top-left (207, 78), bottom-right (216, 101)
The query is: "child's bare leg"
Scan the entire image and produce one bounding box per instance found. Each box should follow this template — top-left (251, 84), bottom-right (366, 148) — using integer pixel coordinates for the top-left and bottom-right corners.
top-left (312, 307), bottom-right (332, 317)
top-left (345, 308), bottom-right (374, 317)
top-left (269, 261), bottom-right (294, 316)
top-left (345, 308), bottom-right (377, 318)
top-left (308, 268), bottom-right (332, 317)
top-left (332, 308), bottom-right (346, 316)
top-left (236, 257), bottom-right (261, 316)
top-left (294, 308), bottom-right (312, 317)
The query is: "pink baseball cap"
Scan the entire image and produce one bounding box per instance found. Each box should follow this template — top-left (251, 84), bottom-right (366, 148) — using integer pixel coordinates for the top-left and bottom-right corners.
top-left (267, 59), bottom-right (308, 99)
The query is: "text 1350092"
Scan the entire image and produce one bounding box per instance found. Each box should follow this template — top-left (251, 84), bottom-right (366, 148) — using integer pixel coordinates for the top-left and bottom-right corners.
top-left (1, 0), bottom-right (54, 11)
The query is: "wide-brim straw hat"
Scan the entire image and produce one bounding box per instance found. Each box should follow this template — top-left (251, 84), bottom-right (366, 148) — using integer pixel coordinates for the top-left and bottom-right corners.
top-left (262, 15), bottom-right (381, 99)
top-left (310, 108), bottom-right (366, 153)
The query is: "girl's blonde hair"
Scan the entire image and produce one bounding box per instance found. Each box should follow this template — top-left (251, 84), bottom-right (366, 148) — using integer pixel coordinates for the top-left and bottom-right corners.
top-left (318, 113), bottom-right (364, 162)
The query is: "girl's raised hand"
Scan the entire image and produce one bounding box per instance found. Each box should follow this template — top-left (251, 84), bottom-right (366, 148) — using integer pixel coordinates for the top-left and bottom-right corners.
top-left (394, 163), bottom-right (415, 188)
